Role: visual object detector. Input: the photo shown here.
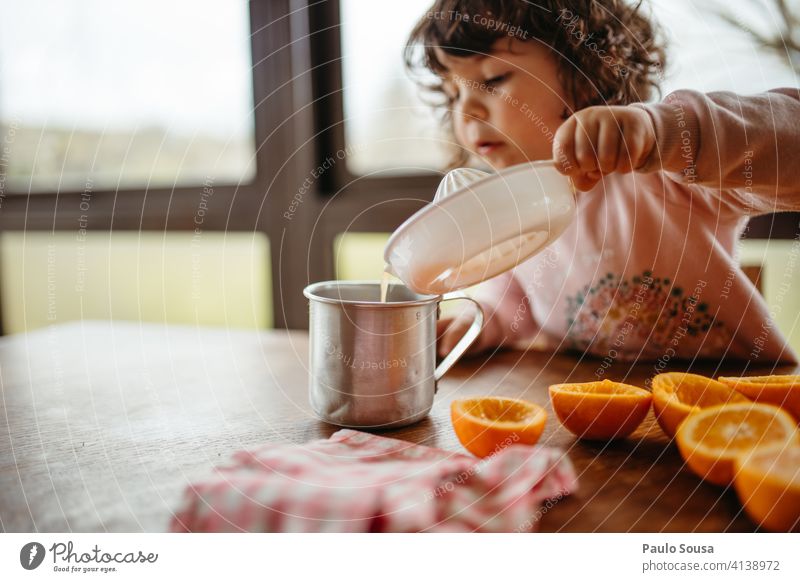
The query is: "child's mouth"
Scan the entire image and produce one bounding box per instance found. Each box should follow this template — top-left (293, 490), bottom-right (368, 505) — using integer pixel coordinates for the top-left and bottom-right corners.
top-left (476, 141), bottom-right (504, 156)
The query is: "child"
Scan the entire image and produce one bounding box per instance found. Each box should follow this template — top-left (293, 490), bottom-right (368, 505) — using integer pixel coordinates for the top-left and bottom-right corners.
top-left (405, 0), bottom-right (800, 365)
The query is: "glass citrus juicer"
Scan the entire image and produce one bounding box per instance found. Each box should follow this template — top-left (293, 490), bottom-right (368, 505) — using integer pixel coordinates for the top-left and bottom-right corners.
top-left (383, 160), bottom-right (577, 295)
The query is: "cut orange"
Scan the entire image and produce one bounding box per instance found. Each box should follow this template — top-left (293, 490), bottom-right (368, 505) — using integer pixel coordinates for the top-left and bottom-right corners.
top-left (651, 372), bottom-right (749, 438)
top-left (734, 444), bottom-right (800, 532)
top-left (548, 379), bottom-right (652, 440)
top-left (450, 397), bottom-right (546, 458)
top-left (718, 375), bottom-right (800, 422)
top-left (675, 402), bottom-right (799, 486)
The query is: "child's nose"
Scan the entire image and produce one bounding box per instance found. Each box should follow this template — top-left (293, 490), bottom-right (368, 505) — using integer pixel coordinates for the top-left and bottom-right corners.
top-left (459, 93), bottom-right (489, 122)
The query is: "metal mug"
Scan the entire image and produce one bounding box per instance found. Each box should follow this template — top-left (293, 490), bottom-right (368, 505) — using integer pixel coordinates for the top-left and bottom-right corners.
top-left (303, 280), bottom-right (484, 429)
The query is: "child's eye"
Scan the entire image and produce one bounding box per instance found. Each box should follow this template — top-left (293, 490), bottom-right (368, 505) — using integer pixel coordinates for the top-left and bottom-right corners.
top-left (484, 73), bottom-right (510, 87)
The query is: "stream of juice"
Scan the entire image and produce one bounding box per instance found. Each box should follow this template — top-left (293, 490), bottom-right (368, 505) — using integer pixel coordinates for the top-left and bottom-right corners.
top-left (380, 268), bottom-right (391, 303)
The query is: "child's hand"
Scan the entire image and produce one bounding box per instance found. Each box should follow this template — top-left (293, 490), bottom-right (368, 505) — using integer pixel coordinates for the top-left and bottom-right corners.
top-left (553, 106), bottom-right (656, 191)
top-left (436, 316), bottom-right (487, 358)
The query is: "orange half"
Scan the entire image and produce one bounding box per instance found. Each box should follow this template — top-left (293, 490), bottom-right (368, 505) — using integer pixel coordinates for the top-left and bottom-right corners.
top-left (548, 379), bottom-right (652, 440)
top-left (718, 375), bottom-right (800, 422)
top-left (450, 397), bottom-right (547, 458)
top-left (676, 402), bottom-right (799, 486)
top-left (734, 444), bottom-right (800, 532)
top-left (651, 372), bottom-right (749, 438)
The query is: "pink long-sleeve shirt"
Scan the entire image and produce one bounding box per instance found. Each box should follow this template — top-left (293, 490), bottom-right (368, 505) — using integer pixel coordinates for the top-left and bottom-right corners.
top-left (469, 88), bottom-right (800, 365)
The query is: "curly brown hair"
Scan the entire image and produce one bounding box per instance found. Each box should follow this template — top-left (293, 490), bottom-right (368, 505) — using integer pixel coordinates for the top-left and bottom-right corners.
top-left (404, 0), bottom-right (667, 166)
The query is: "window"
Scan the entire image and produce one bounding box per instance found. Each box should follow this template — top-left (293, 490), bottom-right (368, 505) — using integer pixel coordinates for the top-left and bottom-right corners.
top-left (649, 0), bottom-right (795, 94)
top-left (339, 0), bottom-right (451, 175)
top-left (0, 232), bottom-right (271, 333)
top-left (0, 0), bottom-right (255, 193)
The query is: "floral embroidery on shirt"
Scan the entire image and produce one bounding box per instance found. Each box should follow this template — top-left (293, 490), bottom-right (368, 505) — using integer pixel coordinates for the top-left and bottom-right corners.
top-left (564, 269), bottom-right (731, 357)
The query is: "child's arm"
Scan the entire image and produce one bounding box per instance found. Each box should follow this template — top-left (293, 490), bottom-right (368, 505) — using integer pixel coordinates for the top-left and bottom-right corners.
top-left (554, 88), bottom-right (800, 212)
top-left (436, 270), bottom-right (538, 357)
top-left (634, 87), bottom-right (800, 213)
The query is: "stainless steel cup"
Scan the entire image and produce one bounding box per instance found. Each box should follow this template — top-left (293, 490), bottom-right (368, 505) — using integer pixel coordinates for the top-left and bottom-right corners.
top-left (303, 280), bottom-right (484, 429)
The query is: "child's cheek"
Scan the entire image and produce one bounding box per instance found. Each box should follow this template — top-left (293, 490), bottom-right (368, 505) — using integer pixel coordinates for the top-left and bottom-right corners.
top-left (452, 118), bottom-right (471, 154)
top-left (497, 105), bottom-right (545, 159)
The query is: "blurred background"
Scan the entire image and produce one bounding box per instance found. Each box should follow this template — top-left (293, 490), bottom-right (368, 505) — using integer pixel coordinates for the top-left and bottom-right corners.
top-left (0, 0), bottom-right (798, 351)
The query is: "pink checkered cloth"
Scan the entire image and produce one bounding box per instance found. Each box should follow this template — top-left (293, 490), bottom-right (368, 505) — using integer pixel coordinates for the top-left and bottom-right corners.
top-left (169, 429), bottom-right (577, 533)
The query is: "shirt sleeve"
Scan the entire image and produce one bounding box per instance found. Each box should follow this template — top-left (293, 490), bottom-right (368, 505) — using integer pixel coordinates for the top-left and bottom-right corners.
top-left (633, 87), bottom-right (800, 215)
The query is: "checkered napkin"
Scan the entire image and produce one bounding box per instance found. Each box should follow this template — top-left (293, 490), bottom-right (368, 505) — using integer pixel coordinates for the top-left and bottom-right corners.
top-left (169, 429), bottom-right (577, 533)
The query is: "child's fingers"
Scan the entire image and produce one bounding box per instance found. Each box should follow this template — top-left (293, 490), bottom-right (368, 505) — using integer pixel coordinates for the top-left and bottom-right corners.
top-left (554, 116), bottom-right (599, 181)
top-left (573, 118), bottom-right (600, 174)
top-left (553, 116), bottom-right (578, 175)
top-left (596, 120), bottom-right (621, 174)
top-left (436, 318), bottom-right (451, 338)
top-left (437, 317), bottom-right (482, 358)
top-left (571, 172), bottom-right (601, 192)
top-left (436, 318), bottom-right (460, 357)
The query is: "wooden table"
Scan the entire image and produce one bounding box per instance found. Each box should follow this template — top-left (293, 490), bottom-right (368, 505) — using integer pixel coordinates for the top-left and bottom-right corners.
top-left (1, 321), bottom-right (795, 533)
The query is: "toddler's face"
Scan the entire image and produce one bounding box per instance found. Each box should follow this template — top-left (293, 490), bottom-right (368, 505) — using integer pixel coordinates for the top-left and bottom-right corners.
top-left (436, 39), bottom-right (569, 169)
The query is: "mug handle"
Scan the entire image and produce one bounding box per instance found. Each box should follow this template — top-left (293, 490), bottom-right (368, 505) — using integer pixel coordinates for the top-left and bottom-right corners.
top-left (433, 292), bottom-right (485, 383)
